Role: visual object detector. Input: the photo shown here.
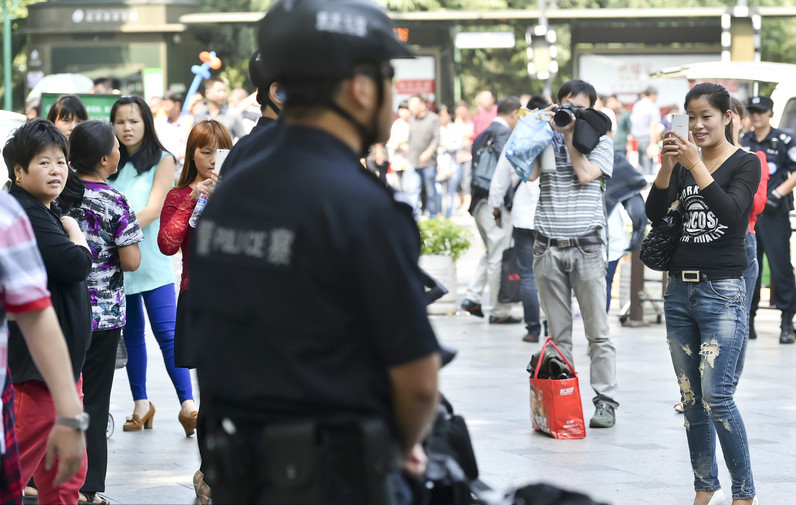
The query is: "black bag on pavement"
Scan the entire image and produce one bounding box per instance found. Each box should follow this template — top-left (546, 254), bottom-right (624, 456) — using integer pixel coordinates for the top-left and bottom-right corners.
top-left (498, 246), bottom-right (521, 303)
top-left (510, 483), bottom-right (610, 505)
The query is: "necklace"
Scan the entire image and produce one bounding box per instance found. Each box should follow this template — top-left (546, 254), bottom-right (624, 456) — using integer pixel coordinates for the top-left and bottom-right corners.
top-left (702, 145), bottom-right (734, 174)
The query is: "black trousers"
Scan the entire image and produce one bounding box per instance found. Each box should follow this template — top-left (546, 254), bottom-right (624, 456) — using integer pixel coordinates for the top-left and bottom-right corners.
top-left (80, 328), bottom-right (122, 494)
top-left (752, 208), bottom-right (796, 316)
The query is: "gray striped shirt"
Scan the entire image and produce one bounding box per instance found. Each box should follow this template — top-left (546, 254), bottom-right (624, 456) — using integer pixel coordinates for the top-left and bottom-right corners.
top-left (534, 132), bottom-right (614, 238)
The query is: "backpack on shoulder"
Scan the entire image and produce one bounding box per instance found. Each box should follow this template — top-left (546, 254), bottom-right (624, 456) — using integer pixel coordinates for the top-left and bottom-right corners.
top-left (471, 136), bottom-right (499, 193)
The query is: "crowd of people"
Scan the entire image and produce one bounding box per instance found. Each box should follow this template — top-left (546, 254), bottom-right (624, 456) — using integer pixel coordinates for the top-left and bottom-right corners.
top-left (1, 74), bottom-right (256, 503)
top-left (0, 0), bottom-right (787, 503)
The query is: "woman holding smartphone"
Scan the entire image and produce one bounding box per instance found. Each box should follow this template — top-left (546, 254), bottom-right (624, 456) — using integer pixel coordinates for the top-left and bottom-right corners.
top-left (157, 120), bottom-right (231, 505)
top-left (648, 83), bottom-right (759, 505)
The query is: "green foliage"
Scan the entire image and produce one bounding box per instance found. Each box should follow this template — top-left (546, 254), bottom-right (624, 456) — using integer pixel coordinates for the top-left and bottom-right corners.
top-left (417, 218), bottom-right (472, 262)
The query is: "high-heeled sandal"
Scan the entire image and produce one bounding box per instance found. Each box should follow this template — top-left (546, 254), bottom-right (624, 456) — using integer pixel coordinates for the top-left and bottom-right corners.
top-left (178, 410), bottom-right (198, 436)
top-left (706, 488), bottom-right (724, 505)
top-left (193, 469), bottom-right (211, 505)
top-left (123, 401), bottom-right (155, 431)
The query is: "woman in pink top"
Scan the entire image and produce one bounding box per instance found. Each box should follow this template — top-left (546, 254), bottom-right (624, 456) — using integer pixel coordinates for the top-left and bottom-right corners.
top-left (454, 100), bottom-right (475, 211)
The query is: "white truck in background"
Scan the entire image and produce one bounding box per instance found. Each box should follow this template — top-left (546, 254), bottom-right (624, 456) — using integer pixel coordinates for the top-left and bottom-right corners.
top-left (650, 60), bottom-right (796, 134)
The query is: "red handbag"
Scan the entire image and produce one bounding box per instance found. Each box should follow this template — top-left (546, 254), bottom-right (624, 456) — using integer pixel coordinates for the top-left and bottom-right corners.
top-left (529, 337), bottom-right (586, 439)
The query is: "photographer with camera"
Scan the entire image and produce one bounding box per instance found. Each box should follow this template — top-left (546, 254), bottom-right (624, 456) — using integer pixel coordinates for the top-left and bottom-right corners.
top-left (528, 80), bottom-right (619, 428)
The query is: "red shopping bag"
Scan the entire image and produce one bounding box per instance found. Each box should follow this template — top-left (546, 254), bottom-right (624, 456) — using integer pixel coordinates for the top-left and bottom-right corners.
top-left (529, 337), bottom-right (586, 439)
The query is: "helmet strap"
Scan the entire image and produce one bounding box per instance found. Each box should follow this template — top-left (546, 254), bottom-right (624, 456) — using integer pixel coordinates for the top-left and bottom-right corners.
top-left (325, 73), bottom-right (384, 158)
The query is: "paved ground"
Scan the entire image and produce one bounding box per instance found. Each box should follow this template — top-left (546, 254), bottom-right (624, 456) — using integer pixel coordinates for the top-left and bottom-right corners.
top-left (92, 211), bottom-right (796, 505)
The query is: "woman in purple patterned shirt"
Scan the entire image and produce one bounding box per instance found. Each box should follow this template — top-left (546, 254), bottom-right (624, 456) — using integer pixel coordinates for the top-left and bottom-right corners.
top-left (64, 121), bottom-right (144, 505)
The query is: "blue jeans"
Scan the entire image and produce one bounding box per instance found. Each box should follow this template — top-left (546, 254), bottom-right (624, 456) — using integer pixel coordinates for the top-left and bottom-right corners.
top-left (664, 276), bottom-right (755, 500)
top-left (125, 284), bottom-right (194, 404)
top-left (419, 165), bottom-right (440, 217)
top-left (737, 233), bottom-right (758, 385)
top-left (514, 228), bottom-right (541, 337)
top-left (444, 163), bottom-right (463, 218)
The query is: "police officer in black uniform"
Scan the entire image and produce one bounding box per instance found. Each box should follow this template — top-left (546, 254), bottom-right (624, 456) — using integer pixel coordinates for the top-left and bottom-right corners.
top-left (186, 0), bottom-right (442, 503)
top-left (218, 50), bottom-right (283, 179)
top-left (742, 95), bottom-right (796, 344)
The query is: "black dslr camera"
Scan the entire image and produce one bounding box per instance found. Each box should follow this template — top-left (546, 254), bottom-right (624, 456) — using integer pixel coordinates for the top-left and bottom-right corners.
top-left (553, 102), bottom-right (581, 127)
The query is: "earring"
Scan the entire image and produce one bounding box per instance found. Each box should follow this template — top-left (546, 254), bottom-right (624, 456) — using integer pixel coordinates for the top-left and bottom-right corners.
top-left (15, 176), bottom-right (21, 184)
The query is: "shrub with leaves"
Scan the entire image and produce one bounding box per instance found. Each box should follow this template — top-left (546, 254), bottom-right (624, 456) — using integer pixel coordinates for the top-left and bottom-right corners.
top-left (417, 218), bottom-right (472, 262)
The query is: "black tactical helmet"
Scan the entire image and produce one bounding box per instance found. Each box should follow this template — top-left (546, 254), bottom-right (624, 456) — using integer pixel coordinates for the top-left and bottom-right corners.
top-left (248, 50), bottom-right (270, 90)
top-left (257, 0), bottom-right (415, 82)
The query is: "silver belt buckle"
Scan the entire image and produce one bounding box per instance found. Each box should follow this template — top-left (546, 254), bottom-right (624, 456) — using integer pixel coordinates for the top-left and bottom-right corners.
top-left (558, 238), bottom-right (572, 248)
top-left (682, 270), bottom-right (700, 282)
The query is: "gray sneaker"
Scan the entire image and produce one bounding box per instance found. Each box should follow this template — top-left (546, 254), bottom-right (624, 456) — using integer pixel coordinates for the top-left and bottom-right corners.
top-left (590, 403), bottom-right (615, 428)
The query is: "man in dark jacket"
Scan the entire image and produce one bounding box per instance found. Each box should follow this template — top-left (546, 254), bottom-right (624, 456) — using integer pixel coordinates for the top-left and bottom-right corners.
top-left (460, 96), bottom-right (522, 323)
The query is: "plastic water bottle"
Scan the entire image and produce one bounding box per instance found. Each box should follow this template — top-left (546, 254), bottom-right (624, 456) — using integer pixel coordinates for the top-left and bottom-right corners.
top-left (187, 149), bottom-right (229, 228)
top-left (188, 194), bottom-right (208, 228)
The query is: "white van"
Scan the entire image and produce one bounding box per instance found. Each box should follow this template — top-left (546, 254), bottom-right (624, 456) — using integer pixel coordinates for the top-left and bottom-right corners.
top-left (651, 60), bottom-right (796, 134)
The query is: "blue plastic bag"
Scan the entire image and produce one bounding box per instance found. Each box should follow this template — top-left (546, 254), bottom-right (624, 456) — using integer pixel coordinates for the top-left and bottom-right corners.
top-left (504, 113), bottom-right (554, 182)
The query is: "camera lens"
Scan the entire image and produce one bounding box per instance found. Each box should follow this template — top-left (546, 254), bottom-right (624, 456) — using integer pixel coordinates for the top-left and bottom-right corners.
top-left (553, 109), bottom-right (573, 127)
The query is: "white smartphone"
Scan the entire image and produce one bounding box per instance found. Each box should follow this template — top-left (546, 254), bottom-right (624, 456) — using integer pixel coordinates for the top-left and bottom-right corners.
top-left (215, 148), bottom-right (230, 174)
top-left (671, 114), bottom-right (689, 142)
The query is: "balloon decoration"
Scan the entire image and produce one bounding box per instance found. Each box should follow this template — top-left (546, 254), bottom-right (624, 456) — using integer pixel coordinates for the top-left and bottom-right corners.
top-left (181, 51), bottom-right (223, 115)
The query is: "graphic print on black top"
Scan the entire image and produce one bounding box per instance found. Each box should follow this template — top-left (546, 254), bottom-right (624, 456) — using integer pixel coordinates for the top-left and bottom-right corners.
top-left (679, 184), bottom-right (727, 244)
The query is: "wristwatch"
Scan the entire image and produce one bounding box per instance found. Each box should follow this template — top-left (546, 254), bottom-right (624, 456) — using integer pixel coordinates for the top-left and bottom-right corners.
top-left (55, 412), bottom-right (90, 432)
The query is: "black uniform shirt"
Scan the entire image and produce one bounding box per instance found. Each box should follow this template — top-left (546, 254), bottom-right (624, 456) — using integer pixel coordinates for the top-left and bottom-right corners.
top-left (741, 127), bottom-right (796, 195)
top-left (218, 116), bottom-right (280, 179)
top-left (188, 125), bottom-right (440, 425)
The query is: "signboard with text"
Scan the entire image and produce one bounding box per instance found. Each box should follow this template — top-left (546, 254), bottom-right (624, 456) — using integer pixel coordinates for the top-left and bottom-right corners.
top-left (42, 93), bottom-right (119, 123)
top-left (392, 56), bottom-right (436, 110)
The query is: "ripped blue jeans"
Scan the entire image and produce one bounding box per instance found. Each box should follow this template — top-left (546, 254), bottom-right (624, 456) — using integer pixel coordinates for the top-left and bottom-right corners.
top-left (664, 275), bottom-right (755, 500)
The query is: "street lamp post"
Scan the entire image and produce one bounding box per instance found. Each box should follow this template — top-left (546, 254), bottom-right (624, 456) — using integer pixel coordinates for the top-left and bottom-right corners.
top-left (2, 0), bottom-right (21, 111)
top-left (527, 0), bottom-right (557, 99)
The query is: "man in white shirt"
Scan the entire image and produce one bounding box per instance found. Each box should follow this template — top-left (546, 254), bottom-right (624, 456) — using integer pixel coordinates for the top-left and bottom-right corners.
top-left (155, 92), bottom-right (191, 181)
top-left (630, 87), bottom-right (660, 175)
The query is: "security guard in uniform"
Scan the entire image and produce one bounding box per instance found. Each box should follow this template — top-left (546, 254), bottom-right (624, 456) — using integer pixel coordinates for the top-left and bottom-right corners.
top-left (186, 0), bottom-right (441, 503)
top-left (742, 95), bottom-right (796, 344)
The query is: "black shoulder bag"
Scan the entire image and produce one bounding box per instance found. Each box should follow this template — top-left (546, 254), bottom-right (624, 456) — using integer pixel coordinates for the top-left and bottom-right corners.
top-left (639, 167), bottom-right (686, 272)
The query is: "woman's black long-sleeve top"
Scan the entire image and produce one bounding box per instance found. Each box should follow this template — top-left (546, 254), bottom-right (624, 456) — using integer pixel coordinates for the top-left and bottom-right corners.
top-left (645, 150), bottom-right (760, 277)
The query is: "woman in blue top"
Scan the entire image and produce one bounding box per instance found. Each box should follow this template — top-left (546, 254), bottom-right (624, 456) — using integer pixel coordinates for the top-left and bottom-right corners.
top-left (107, 96), bottom-right (197, 435)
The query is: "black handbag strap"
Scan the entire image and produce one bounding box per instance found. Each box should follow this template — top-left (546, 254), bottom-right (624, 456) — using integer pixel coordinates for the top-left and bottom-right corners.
top-left (674, 163), bottom-right (687, 205)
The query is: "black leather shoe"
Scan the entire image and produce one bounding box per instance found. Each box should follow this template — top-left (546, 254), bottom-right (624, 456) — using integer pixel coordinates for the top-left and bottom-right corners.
top-left (781, 311), bottom-right (795, 344)
top-left (489, 315), bottom-right (522, 324)
top-left (460, 299), bottom-right (484, 317)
